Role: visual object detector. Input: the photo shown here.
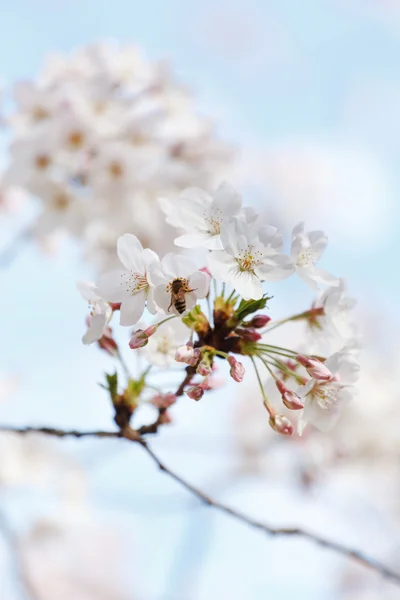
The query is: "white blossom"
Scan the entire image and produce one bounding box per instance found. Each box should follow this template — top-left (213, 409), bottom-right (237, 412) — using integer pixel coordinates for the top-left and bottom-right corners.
top-left (163, 182), bottom-right (242, 250)
top-left (290, 222), bottom-right (338, 289)
top-left (144, 318), bottom-right (190, 367)
top-left (298, 349), bottom-right (360, 434)
top-left (97, 234), bottom-right (159, 326)
top-left (310, 279), bottom-right (358, 346)
top-left (4, 42), bottom-right (232, 269)
top-left (149, 253), bottom-right (210, 315)
top-left (209, 214), bottom-right (294, 300)
top-left (77, 281), bottom-right (112, 345)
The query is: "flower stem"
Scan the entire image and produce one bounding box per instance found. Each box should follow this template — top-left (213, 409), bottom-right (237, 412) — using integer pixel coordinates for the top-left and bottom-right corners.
top-left (250, 357), bottom-right (274, 416)
top-left (156, 315), bottom-right (178, 328)
top-left (116, 350), bottom-right (132, 380)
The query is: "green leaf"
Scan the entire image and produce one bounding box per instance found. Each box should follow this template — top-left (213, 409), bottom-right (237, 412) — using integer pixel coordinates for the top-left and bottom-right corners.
top-left (235, 295), bottom-right (272, 322)
top-left (102, 371), bottom-right (119, 404)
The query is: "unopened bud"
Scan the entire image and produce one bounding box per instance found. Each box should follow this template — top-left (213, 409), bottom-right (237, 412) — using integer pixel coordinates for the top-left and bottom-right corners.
top-left (248, 314), bottom-right (271, 328)
top-left (129, 329), bottom-right (147, 349)
top-left (197, 360), bottom-right (212, 377)
top-left (296, 355), bottom-right (332, 381)
top-left (228, 356), bottom-right (245, 383)
top-left (269, 414), bottom-right (294, 436)
top-left (97, 327), bottom-right (118, 356)
top-left (237, 327), bottom-right (262, 342)
top-left (275, 379), bottom-right (304, 410)
top-left (186, 386), bottom-right (204, 401)
top-left (151, 392), bottom-right (177, 409)
top-left (175, 344), bottom-right (200, 366)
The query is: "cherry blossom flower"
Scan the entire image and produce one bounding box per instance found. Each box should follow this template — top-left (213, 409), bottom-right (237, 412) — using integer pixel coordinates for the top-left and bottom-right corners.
top-left (164, 182), bottom-right (242, 250)
top-left (290, 222), bottom-right (338, 289)
top-left (97, 233), bottom-right (159, 326)
top-left (149, 253), bottom-right (210, 315)
top-left (144, 319), bottom-right (190, 367)
top-left (308, 279), bottom-right (359, 350)
top-left (5, 42), bottom-right (232, 268)
top-left (209, 215), bottom-right (294, 300)
top-left (77, 281), bottom-right (112, 345)
top-left (298, 349), bottom-right (360, 434)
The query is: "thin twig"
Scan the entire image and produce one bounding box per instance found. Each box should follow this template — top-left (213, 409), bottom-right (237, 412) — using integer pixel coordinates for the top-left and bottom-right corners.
top-left (0, 424), bottom-right (399, 584)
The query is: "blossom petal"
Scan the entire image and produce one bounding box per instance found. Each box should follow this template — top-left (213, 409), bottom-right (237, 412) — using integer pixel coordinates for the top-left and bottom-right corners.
top-left (208, 250), bottom-right (237, 282)
top-left (254, 254), bottom-right (294, 281)
top-left (308, 231), bottom-right (328, 258)
top-left (119, 291), bottom-right (146, 326)
top-left (161, 253), bottom-right (196, 280)
top-left (188, 270), bottom-right (210, 299)
top-left (117, 234), bottom-right (144, 272)
top-left (82, 314), bottom-right (108, 345)
top-left (77, 280), bottom-right (98, 302)
top-left (309, 267), bottom-right (339, 287)
top-left (174, 232), bottom-right (213, 248)
top-left (142, 248), bottom-right (160, 270)
top-left (97, 270), bottom-right (132, 302)
top-left (292, 222), bottom-right (305, 239)
top-left (232, 271), bottom-right (264, 300)
top-left (176, 187), bottom-right (212, 231)
top-left (302, 397), bottom-right (342, 432)
top-left (153, 284), bottom-right (172, 314)
top-left (212, 181), bottom-right (242, 216)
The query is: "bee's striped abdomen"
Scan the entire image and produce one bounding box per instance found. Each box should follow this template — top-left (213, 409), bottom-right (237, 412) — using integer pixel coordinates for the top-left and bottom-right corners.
top-left (175, 300), bottom-right (186, 314)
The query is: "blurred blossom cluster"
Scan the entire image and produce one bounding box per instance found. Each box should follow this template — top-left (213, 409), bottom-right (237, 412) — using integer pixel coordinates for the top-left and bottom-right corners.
top-left (2, 42), bottom-right (233, 269)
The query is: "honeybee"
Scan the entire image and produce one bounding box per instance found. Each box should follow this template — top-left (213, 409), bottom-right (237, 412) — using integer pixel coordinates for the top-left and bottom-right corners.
top-left (168, 278), bottom-right (196, 314)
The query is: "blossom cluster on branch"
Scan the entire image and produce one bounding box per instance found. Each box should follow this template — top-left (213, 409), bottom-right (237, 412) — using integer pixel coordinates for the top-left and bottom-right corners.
top-left (79, 181), bottom-right (360, 437)
top-left (2, 42), bottom-right (232, 268)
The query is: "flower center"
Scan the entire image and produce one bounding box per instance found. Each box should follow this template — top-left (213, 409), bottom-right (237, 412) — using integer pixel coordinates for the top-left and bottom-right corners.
top-left (237, 246), bottom-right (263, 272)
top-left (108, 161), bottom-right (124, 179)
top-left (204, 207), bottom-right (223, 236)
top-left (52, 193), bottom-right (70, 211)
top-left (296, 247), bottom-right (317, 268)
top-left (156, 335), bottom-right (172, 355)
top-left (312, 383), bottom-right (340, 410)
top-left (120, 272), bottom-right (149, 294)
top-left (34, 154), bottom-right (51, 171)
top-left (66, 130), bottom-right (85, 150)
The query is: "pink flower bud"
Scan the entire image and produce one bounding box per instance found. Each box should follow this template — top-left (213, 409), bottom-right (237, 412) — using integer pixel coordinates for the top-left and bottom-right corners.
top-left (145, 325), bottom-right (158, 337)
top-left (175, 345), bottom-right (200, 366)
top-left (275, 380), bottom-right (304, 410)
top-left (197, 360), bottom-right (212, 377)
top-left (96, 326), bottom-right (118, 356)
top-left (151, 393), bottom-right (177, 409)
top-left (186, 386), bottom-right (204, 401)
top-left (129, 329), bottom-right (149, 349)
top-left (237, 327), bottom-right (262, 342)
top-left (269, 414), bottom-right (294, 436)
top-left (129, 325), bottom-right (158, 350)
top-left (248, 314), bottom-right (271, 328)
top-left (296, 355), bottom-right (332, 381)
top-left (228, 356), bottom-right (245, 383)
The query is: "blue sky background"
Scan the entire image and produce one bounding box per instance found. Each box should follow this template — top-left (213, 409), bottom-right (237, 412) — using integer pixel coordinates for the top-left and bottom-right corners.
top-left (1, 1), bottom-right (400, 598)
